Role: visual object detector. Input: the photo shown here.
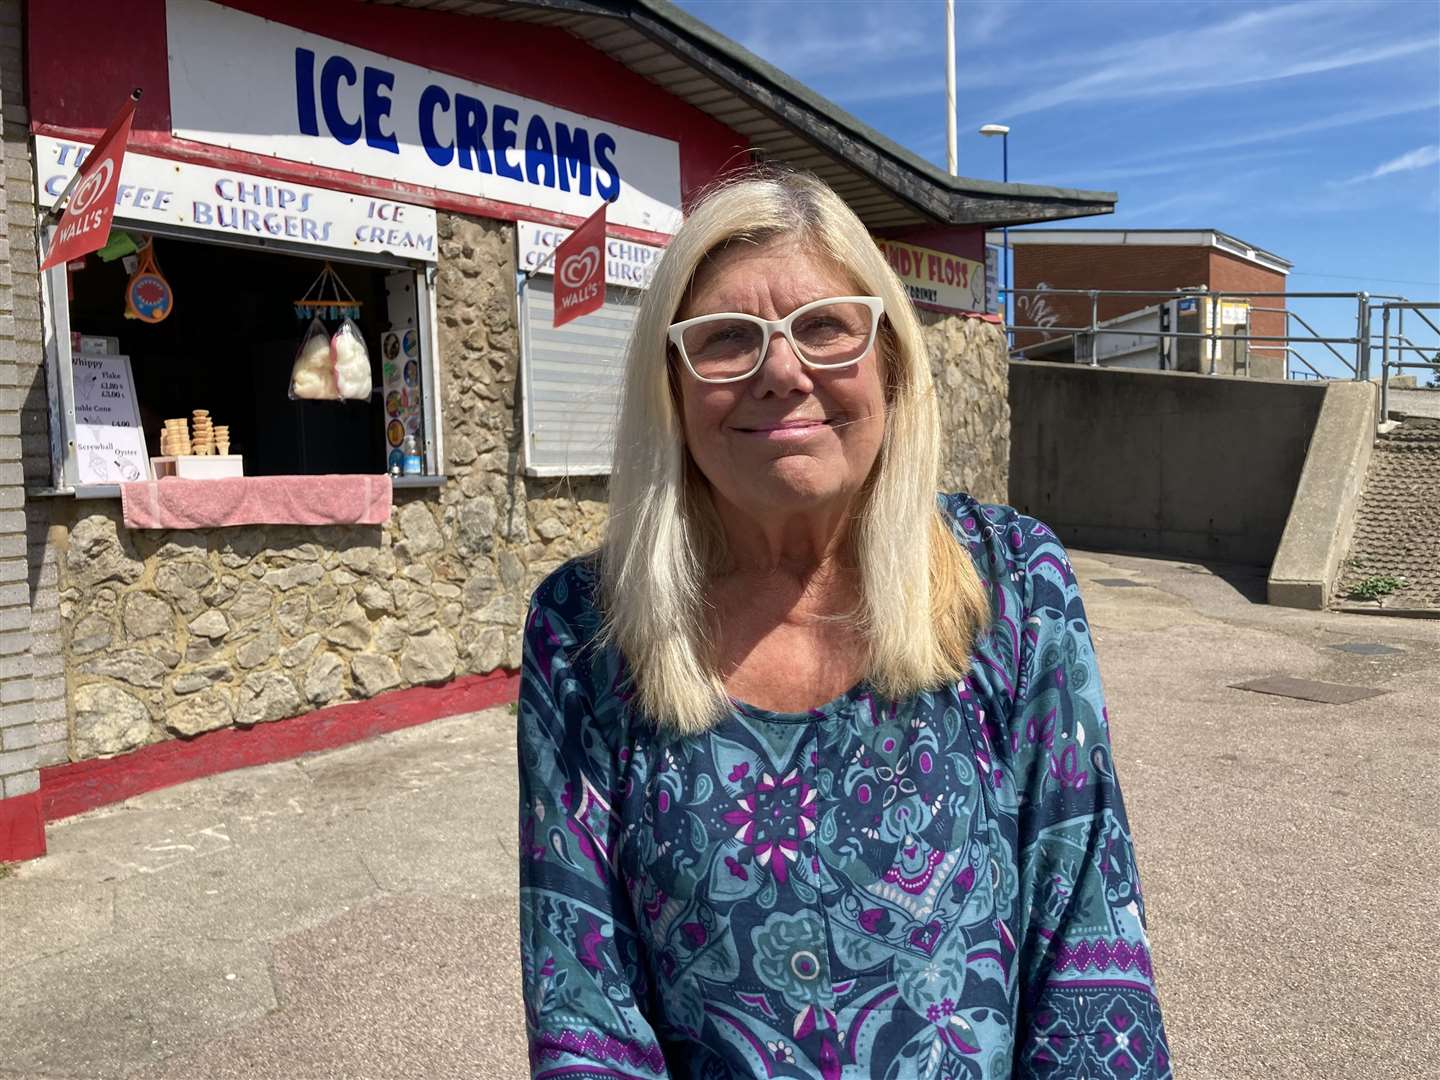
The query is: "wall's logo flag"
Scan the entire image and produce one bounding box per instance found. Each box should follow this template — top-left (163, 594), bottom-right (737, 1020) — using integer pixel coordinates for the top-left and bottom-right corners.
top-left (41, 91), bottom-right (141, 272)
top-left (552, 202), bottom-right (607, 328)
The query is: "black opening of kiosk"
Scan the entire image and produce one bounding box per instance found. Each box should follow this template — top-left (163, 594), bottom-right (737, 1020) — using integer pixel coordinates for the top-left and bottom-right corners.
top-left (66, 235), bottom-right (393, 477)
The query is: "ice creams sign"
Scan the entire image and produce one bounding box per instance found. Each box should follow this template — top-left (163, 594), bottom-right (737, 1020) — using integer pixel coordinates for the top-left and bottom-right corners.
top-left (164, 0), bottom-right (683, 234)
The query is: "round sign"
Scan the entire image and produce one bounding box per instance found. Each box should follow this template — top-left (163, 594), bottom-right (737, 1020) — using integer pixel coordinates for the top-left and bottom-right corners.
top-left (127, 272), bottom-right (173, 323)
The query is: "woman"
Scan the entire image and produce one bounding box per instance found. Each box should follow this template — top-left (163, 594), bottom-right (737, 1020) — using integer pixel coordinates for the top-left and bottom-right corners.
top-left (518, 172), bottom-right (1170, 1079)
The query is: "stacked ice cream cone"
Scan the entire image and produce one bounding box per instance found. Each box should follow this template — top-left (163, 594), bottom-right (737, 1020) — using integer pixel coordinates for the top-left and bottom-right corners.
top-left (159, 411), bottom-right (230, 457)
top-left (160, 418), bottom-right (191, 457)
top-left (191, 411), bottom-right (213, 456)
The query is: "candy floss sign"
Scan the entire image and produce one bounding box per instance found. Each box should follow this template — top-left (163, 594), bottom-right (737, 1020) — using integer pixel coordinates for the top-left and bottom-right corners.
top-left (35, 136), bottom-right (437, 260)
top-left (165, 0), bottom-right (683, 235)
top-left (875, 239), bottom-right (985, 314)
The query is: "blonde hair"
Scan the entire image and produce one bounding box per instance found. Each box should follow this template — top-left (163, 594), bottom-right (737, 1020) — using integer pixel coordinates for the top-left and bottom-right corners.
top-left (600, 170), bottom-right (990, 734)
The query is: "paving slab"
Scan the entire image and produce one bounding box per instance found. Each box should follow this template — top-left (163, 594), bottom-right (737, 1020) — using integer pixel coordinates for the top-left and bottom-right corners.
top-left (0, 551), bottom-right (1436, 1079)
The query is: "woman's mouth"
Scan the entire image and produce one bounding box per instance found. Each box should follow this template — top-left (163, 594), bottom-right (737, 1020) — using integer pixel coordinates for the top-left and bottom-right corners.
top-left (732, 418), bottom-right (835, 439)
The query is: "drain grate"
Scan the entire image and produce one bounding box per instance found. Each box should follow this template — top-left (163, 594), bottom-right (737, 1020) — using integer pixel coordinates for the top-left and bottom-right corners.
top-left (1329, 642), bottom-right (1403, 656)
top-left (1094, 578), bottom-right (1144, 588)
top-left (1230, 676), bottom-right (1387, 705)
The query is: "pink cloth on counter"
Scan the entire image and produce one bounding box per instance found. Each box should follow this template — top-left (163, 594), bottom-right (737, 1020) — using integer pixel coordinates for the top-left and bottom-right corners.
top-left (121, 474), bottom-right (393, 530)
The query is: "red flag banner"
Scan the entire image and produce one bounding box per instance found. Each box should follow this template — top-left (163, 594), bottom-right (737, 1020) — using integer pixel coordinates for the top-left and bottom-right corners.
top-left (552, 202), bottom-right (607, 328)
top-left (40, 93), bottom-right (139, 272)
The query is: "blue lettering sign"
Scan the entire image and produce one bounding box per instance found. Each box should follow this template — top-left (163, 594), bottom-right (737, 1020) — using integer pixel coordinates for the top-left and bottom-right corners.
top-left (295, 48), bottom-right (319, 136)
top-left (492, 105), bottom-right (522, 182)
top-left (290, 49), bottom-right (627, 203)
top-left (524, 114), bottom-right (555, 188)
top-left (363, 66), bottom-right (399, 154)
top-left (555, 123), bottom-right (591, 196)
top-left (455, 93), bottom-right (492, 174)
top-left (419, 85), bottom-right (453, 166)
top-left (320, 55), bottom-right (362, 145)
top-left (594, 133), bottom-right (620, 202)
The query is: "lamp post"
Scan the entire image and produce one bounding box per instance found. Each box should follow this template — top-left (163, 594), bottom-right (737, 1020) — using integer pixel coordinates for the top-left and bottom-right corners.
top-left (979, 124), bottom-right (1010, 331)
top-left (945, 0), bottom-right (956, 175)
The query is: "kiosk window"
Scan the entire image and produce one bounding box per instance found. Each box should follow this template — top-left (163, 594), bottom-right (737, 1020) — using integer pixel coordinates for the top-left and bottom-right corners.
top-left (43, 228), bottom-right (440, 492)
top-left (518, 276), bottom-right (639, 476)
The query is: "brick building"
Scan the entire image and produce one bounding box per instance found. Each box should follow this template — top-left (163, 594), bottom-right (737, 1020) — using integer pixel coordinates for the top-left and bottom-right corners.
top-left (995, 229), bottom-right (1292, 377)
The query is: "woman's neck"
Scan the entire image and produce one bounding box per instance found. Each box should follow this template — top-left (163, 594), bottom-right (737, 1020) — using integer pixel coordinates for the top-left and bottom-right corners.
top-left (712, 492), bottom-right (858, 579)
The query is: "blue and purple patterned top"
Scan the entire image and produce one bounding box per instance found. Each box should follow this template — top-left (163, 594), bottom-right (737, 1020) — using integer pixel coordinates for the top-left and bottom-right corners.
top-left (518, 495), bottom-right (1171, 1079)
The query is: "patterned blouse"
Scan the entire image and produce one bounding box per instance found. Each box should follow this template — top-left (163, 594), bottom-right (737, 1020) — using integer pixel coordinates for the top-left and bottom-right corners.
top-left (518, 495), bottom-right (1171, 1079)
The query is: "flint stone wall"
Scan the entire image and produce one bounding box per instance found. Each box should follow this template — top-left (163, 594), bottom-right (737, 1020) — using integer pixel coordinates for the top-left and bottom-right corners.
top-left (921, 311), bottom-right (1009, 504)
top-left (51, 214), bottom-right (603, 759)
top-left (51, 214), bottom-right (1007, 761)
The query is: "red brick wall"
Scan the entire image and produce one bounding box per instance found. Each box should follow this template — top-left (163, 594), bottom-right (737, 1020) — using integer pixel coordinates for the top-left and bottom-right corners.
top-left (1011, 243), bottom-right (1289, 369)
top-left (1209, 252), bottom-right (1288, 373)
top-left (1011, 244), bottom-right (1210, 348)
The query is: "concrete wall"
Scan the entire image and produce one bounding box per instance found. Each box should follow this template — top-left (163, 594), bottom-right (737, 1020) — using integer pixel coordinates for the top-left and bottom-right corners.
top-left (1009, 361), bottom-right (1327, 566)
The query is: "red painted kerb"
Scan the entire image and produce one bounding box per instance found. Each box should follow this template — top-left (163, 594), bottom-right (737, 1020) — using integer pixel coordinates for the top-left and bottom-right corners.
top-left (0, 670), bottom-right (519, 862)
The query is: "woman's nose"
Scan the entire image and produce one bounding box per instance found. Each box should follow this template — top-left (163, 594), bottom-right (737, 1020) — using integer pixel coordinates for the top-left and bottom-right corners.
top-left (750, 330), bottom-right (813, 397)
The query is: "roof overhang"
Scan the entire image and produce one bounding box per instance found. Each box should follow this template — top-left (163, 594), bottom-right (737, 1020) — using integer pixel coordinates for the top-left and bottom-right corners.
top-left (371, 0), bottom-right (1116, 231)
top-left (987, 228), bottom-right (1292, 274)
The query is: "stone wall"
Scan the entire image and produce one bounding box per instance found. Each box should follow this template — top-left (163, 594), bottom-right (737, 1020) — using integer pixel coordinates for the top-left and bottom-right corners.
top-left (921, 312), bottom-right (1010, 504)
top-left (41, 211), bottom-right (1010, 763)
top-left (44, 212), bottom-right (612, 760)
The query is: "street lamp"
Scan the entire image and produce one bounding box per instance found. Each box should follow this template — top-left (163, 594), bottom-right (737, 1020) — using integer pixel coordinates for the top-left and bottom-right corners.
top-left (979, 124), bottom-right (1010, 331)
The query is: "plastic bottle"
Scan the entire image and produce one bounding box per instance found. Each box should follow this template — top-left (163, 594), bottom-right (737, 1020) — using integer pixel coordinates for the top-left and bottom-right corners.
top-left (402, 434), bottom-right (423, 476)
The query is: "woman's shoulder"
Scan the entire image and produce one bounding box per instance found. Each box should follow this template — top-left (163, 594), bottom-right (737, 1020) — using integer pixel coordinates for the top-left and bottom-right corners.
top-left (523, 553), bottom-right (638, 755)
top-left (530, 551), bottom-right (600, 614)
top-left (937, 491), bottom-right (1070, 589)
top-left (527, 552), bottom-right (605, 653)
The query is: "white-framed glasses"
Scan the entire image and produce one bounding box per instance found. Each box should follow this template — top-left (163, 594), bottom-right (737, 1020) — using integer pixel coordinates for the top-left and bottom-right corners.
top-left (667, 296), bottom-right (885, 384)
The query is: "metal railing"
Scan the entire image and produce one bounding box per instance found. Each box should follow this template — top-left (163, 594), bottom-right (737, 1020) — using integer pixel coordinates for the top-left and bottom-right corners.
top-left (1003, 289), bottom-right (1439, 427)
top-left (1376, 302), bottom-right (1440, 424)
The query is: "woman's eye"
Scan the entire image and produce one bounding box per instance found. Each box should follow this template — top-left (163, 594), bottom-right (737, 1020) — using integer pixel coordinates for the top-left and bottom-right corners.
top-left (796, 316), bottom-right (845, 338)
top-left (695, 327), bottom-right (753, 353)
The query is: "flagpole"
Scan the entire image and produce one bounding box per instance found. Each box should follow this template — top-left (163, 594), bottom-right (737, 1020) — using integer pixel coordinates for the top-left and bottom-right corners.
top-left (41, 87), bottom-right (142, 228)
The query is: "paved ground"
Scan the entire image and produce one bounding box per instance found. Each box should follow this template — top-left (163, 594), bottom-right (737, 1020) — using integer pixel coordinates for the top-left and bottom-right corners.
top-left (3, 548), bottom-right (1438, 1079)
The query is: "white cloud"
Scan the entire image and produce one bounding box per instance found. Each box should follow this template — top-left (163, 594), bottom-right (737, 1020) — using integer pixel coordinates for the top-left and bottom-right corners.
top-left (1128, 99), bottom-right (1439, 160)
top-left (988, 4), bottom-right (1435, 121)
top-left (1341, 144), bottom-right (1440, 185)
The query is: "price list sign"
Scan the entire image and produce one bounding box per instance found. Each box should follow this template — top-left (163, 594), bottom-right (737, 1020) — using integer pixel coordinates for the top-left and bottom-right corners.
top-left (73, 354), bottom-right (150, 485)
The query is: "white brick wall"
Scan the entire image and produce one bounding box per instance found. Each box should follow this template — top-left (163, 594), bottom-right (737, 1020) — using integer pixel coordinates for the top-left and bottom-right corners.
top-left (0, 0), bottom-right (45, 802)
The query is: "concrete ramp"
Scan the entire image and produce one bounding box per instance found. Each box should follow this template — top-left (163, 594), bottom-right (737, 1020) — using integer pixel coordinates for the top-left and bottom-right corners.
top-left (1334, 417), bottom-right (1440, 610)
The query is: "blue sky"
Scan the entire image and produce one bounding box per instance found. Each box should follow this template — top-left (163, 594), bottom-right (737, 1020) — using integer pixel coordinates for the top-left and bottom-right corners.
top-left (676, 0), bottom-right (1439, 377)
